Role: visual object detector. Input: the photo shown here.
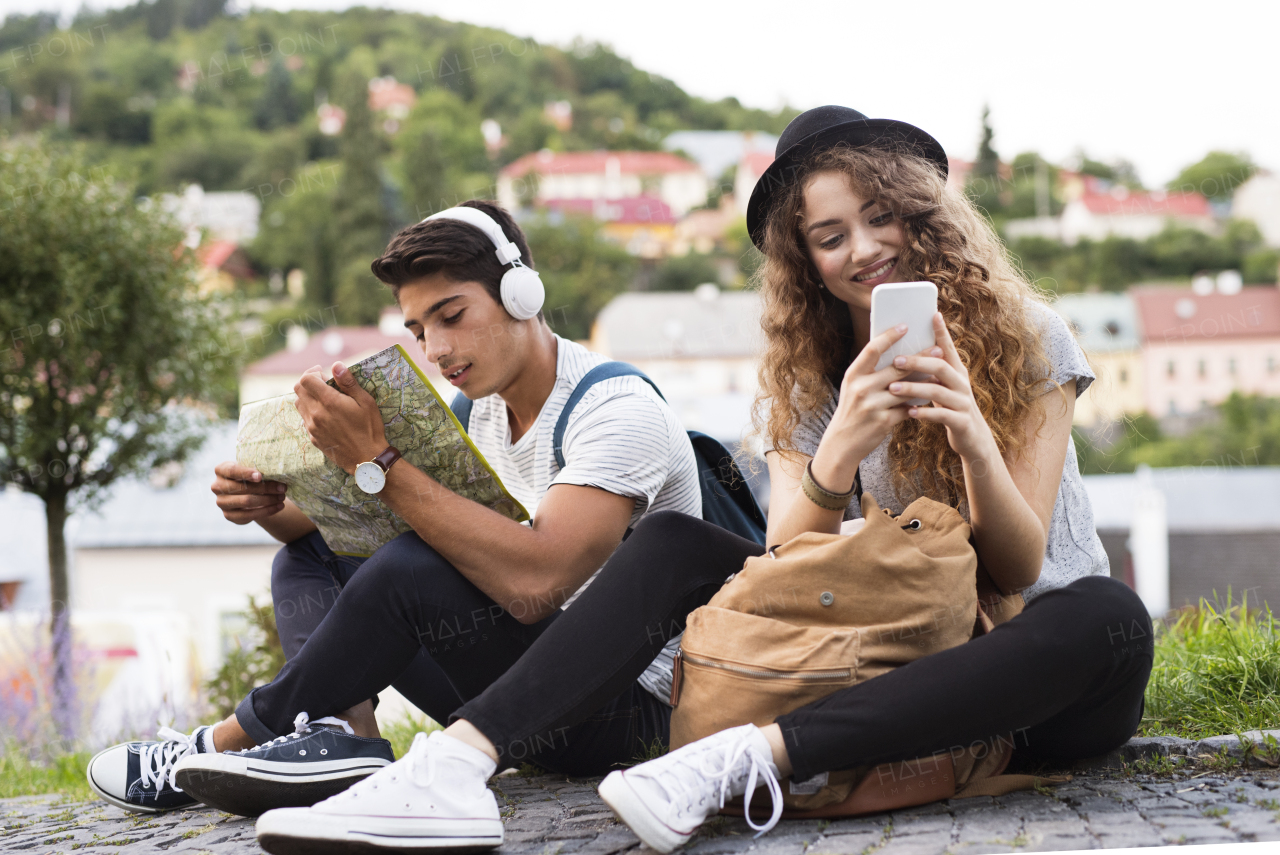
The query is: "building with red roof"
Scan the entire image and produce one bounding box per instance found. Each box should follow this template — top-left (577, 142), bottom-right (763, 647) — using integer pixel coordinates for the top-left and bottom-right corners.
top-left (497, 149), bottom-right (708, 218)
top-left (1131, 283), bottom-right (1280, 415)
top-left (541, 196), bottom-right (678, 258)
top-left (239, 309), bottom-right (444, 407)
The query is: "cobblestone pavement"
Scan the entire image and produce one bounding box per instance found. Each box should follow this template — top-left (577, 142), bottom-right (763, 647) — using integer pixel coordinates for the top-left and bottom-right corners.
top-left (3, 768), bottom-right (1278, 855)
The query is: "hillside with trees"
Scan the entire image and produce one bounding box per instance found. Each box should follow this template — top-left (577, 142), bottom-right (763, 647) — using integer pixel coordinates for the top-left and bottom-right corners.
top-left (0, 1), bottom-right (795, 330)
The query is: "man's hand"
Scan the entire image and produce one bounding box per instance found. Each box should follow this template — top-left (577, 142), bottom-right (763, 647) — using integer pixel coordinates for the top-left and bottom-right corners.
top-left (293, 362), bottom-right (389, 474)
top-left (212, 461), bottom-right (288, 524)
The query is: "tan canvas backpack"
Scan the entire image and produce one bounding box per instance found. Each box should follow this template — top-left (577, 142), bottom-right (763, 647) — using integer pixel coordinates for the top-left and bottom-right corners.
top-left (668, 492), bottom-right (1064, 818)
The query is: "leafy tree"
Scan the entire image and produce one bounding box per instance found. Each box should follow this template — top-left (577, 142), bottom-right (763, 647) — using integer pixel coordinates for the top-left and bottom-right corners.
top-left (1074, 393), bottom-right (1280, 474)
top-left (331, 70), bottom-right (393, 324)
top-left (648, 252), bottom-right (720, 292)
top-left (1168, 151), bottom-right (1255, 201)
top-left (250, 162), bottom-right (340, 308)
top-left (522, 212), bottom-right (636, 340)
top-left (253, 58), bottom-right (300, 132)
top-left (395, 89), bottom-right (487, 219)
top-left (966, 105), bottom-right (1004, 216)
top-left (0, 143), bottom-right (235, 736)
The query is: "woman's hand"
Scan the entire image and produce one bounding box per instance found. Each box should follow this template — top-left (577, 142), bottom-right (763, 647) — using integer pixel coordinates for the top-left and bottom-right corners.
top-left (887, 312), bottom-right (998, 463)
top-left (813, 324), bottom-right (919, 488)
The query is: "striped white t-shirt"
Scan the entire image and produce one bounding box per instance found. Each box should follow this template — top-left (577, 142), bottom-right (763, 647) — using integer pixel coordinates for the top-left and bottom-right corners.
top-left (463, 335), bottom-right (702, 704)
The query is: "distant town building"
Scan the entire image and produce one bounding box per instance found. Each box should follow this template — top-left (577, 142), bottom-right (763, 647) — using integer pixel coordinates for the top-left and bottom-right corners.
top-left (1132, 283), bottom-right (1280, 416)
top-left (671, 196), bottom-right (739, 256)
top-left (662, 130), bottom-right (778, 182)
top-left (1006, 175), bottom-right (1214, 244)
top-left (1233, 171), bottom-right (1280, 248)
top-left (589, 285), bottom-right (762, 443)
top-left (541, 196), bottom-right (677, 258)
top-left (239, 310), bottom-right (442, 408)
top-left (160, 184), bottom-right (261, 245)
top-left (317, 103), bottom-right (346, 136)
top-left (368, 76), bottom-right (415, 134)
top-left (195, 240), bottom-right (255, 296)
top-left (498, 150), bottom-right (708, 218)
top-left (734, 151), bottom-right (775, 216)
top-left (1053, 293), bottom-right (1144, 425)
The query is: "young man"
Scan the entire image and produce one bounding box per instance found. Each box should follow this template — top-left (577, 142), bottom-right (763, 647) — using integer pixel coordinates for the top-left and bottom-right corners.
top-left (84, 200), bottom-right (702, 815)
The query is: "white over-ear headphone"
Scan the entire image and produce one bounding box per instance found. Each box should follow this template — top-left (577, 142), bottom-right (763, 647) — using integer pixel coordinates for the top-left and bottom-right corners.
top-left (423, 206), bottom-right (545, 321)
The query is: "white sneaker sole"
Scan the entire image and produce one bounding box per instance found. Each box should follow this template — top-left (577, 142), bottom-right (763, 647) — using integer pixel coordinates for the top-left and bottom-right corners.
top-left (598, 770), bottom-right (692, 854)
top-left (257, 807), bottom-right (503, 855)
top-left (85, 747), bottom-right (201, 815)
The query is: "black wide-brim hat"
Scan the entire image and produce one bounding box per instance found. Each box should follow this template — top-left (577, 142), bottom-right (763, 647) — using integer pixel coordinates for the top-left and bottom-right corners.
top-left (746, 105), bottom-right (948, 250)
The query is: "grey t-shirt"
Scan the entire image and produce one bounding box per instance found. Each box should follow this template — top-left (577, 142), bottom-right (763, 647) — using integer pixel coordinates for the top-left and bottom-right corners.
top-left (764, 300), bottom-right (1110, 602)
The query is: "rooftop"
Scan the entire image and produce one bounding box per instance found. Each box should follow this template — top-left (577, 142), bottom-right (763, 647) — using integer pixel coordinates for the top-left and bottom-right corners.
top-left (661, 130), bottom-right (778, 179)
top-left (244, 325), bottom-right (441, 382)
top-left (541, 196), bottom-right (676, 225)
top-left (1077, 189), bottom-right (1211, 218)
top-left (592, 287), bottom-right (762, 360)
top-left (500, 150), bottom-right (701, 179)
top-left (1085, 466), bottom-right (1280, 531)
top-left (1130, 285), bottom-right (1280, 343)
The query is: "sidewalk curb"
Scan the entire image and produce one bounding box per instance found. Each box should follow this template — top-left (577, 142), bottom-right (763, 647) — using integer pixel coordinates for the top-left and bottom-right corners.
top-left (1074, 728), bottom-right (1280, 771)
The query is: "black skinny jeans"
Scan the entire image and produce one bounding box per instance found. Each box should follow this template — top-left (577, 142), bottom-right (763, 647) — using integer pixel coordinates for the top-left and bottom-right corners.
top-left (237, 513), bottom-right (744, 775)
top-left (243, 514), bottom-right (1152, 778)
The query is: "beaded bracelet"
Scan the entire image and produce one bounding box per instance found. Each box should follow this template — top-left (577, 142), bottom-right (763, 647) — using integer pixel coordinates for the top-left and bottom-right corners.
top-left (801, 459), bottom-right (855, 512)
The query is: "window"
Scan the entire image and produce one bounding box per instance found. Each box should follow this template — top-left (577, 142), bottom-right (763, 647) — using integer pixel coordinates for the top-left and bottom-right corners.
top-left (1119, 368), bottom-right (1129, 384)
top-left (1228, 357), bottom-right (1237, 376)
top-left (1198, 359), bottom-right (1207, 379)
top-left (1269, 355), bottom-right (1277, 374)
top-left (1166, 360), bottom-right (1176, 378)
top-left (1168, 400), bottom-right (1178, 415)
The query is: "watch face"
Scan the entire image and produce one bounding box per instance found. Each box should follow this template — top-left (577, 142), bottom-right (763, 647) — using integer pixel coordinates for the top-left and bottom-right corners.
top-left (355, 461), bottom-right (386, 494)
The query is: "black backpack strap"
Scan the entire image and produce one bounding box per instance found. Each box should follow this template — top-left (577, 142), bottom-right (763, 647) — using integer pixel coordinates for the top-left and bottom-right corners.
top-left (552, 362), bottom-right (664, 470)
top-left (449, 392), bottom-right (473, 432)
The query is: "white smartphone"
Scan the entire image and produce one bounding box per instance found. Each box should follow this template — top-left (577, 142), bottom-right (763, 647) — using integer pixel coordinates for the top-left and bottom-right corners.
top-left (870, 281), bottom-right (939, 407)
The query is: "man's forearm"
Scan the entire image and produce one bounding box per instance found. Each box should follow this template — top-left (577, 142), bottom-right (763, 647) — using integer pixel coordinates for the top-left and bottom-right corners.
top-left (256, 500), bottom-right (319, 544)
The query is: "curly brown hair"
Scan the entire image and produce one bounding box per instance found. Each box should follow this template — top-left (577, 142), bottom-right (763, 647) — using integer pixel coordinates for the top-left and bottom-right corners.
top-left (751, 144), bottom-right (1060, 507)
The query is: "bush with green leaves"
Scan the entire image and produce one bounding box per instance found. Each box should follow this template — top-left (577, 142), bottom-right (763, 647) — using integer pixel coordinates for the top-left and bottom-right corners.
top-left (204, 596), bottom-right (287, 721)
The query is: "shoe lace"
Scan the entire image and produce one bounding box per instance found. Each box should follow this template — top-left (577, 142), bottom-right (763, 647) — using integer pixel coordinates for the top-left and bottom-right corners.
top-left (652, 732), bottom-right (783, 838)
top-left (236, 711), bottom-right (355, 754)
top-left (137, 727), bottom-right (202, 793)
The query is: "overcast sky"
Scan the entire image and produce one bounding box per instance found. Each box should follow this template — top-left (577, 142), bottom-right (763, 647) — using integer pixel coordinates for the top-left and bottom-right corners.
top-left (35, 0), bottom-right (1279, 186)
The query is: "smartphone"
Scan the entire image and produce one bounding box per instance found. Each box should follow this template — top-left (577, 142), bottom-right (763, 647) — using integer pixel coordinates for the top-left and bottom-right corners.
top-left (870, 281), bottom-right (938, 407)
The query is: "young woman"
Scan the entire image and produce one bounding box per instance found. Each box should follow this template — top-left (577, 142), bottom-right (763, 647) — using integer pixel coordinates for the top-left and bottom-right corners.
top-left (249, 107), bottom-right (1151, 854)
top-left (594, 106), bottom-right (1155, 851)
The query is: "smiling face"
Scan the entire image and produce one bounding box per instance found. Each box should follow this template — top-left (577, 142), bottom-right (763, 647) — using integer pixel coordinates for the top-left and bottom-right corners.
top-left (800, 170), bottom-right (908, 314)
top-left (399, 271), bottom-right (531, 398)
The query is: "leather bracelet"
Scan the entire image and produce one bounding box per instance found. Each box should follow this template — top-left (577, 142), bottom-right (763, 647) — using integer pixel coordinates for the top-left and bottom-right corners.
top-left (801, 459), bottom-right (855, 512)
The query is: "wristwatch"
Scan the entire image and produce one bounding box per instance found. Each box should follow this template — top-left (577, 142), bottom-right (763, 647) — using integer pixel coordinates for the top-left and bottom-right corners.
top-left (354, 445), bottom-right (401, 494)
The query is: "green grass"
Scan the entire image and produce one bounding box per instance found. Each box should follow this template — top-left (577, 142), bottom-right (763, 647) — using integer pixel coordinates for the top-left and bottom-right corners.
top-left (379, 711), bottom-right (442, 760)
top-left (0, 747), bottom-right (94, 801)
top-left (1141, 592), bottom-right (1280, 740)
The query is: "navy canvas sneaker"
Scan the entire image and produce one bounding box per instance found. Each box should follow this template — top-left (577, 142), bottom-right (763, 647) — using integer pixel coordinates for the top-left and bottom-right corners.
top-left (173, 712), bottom-right (395, 817)
top-left (86, 725), bottom-right (212, 813)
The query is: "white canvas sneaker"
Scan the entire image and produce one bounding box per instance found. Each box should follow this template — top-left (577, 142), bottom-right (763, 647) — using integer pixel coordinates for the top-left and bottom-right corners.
top-left (598, 723), bottom-right (783, 853)
top-left (255, 730), bottom-right (504, 854)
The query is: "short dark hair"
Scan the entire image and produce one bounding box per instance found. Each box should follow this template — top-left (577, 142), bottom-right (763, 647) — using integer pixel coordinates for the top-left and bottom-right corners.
top-left (370, 200), bottom-right (539, 318)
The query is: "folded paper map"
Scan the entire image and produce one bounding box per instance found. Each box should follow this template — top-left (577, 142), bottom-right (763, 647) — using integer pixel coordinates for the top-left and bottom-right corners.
top-left (236, 344), bottom-right (528, 556)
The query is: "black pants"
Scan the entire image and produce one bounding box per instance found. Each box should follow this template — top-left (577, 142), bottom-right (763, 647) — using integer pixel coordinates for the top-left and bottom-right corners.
top-left (236, 513), bottom-right (744, 775)
top-left (263, 531), bottom-right (465, 723)
top-left (777, 574), bottom-right (1154, 780)
top-left (243, 515), bottom-right (1151, 778)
